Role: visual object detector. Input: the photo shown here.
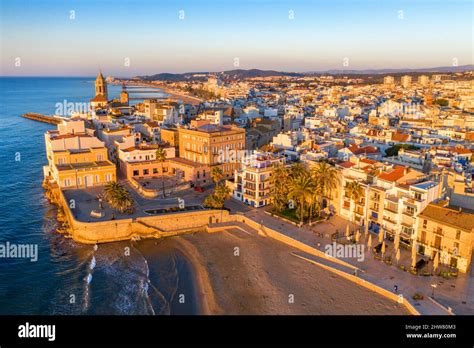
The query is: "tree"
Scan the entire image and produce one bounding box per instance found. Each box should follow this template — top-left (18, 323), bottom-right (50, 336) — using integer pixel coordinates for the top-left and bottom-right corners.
top-left (311, 161), bottom-right (337, 209)
top-left (345, 181), bottom-right (363, 207)
top-left (288, 172), bottom-right (314, 224)
top-left (308, 178), bottom-right (322, 224)
top-left (103, 181), bottom-right (135, 214)
top-left (269, 162), bottom-right (290, 212)
top-left (210, 166), bottom-right (224, 185)
top-left (155, 146), bottom-right (167, 198)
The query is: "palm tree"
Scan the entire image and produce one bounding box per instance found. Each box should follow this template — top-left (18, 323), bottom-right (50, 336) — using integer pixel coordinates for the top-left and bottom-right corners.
top-left (289, 162), bottom-right (307, 179)
top-left (103, 181), bottom-right (123, 202)
top-left (308, 178), bottom-right (322, 224)
top-left (155, 146), bottom-right (167, 198)
top-left (269, 162), bottom-right (290, 212)
top-left (345, 181), bottom-right (364, 218)
top-left (288, 174), bottom-right (314, 224)
top-left (103, 181), bottom-right (135, 214)
top-left (312, 162), bottom-right (338, 208)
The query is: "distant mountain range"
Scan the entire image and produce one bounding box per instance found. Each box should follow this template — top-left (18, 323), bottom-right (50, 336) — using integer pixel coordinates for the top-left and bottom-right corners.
top-left (308, 65), bottom-right (474, 75)
top-left (138, 69), bottom-right (302, 81)
top-left (137, 65), bottom-right (473, 81)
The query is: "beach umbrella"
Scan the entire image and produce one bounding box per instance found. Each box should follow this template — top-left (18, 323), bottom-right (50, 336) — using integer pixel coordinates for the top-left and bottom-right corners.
top-left (394, 233), bottom-right (400, 251)
top-left (411, 243), bottom-right (417, 269)
top-left (433, 252), bottom-right (440, 273)
top-left (367, 234), bottom-right (372, 249)
top-left (381, 241), bottom-right (386, 257)
top-left (355, 230), bottom-right (361, 243)
top-left (396, 248), bottom-right (401, 264)
top-left (378, 228), bottom-right (384, 243)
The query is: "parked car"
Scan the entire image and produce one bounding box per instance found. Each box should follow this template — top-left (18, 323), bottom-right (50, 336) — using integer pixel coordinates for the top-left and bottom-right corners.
top-left (194, 186), bottom-right (205, 192)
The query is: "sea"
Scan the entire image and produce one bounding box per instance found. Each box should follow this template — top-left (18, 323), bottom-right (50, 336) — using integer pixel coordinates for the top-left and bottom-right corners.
top-left (0, 77), bottom-right (199, 315)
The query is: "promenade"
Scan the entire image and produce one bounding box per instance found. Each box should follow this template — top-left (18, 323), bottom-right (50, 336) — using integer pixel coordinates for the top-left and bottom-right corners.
top-left (225, 198), bottom-right (473, 315)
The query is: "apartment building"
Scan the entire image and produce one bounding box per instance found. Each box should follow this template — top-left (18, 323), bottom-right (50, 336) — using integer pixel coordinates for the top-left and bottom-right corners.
top-left (44, 119), bottom-right (116, 189)
top-left (177, 121), bottom-right (246, 180)
top-left (233, 152), bottom-right (285, 207)
top-left (416, 201), bottom-right (474, 273)
top-left (336, 158), bottom-right (441, 247)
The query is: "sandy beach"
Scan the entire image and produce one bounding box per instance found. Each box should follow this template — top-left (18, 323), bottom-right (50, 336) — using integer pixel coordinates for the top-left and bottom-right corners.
top-left (152, 228), bottom-right (410, 315)
top-left (111, 79), bottom-right (203, 105)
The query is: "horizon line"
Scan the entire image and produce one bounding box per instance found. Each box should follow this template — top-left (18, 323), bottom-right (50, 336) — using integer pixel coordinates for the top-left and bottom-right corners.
top-left (1, 64), bottom-right (472, 79)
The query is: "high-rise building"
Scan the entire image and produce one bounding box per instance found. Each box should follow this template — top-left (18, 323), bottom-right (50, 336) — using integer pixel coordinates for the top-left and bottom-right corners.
top-left (401, 75), bottom-right (412, 88)
top-left (418, 75), bottom-right (430, 87)
top-left (384, 75), bottom-right (395, 86)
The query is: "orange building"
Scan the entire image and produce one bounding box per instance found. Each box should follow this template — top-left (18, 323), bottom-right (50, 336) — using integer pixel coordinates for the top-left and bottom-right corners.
top-left (177, 122), bottom-right (246, 182)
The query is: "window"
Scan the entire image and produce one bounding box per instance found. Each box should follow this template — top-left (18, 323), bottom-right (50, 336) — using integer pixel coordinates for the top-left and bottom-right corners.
top-left (456, 230), bottom-right (461, 240)
top-left (64, 179), bottom-right (71, 187)
top-left (143, 169), bottom-right (149, 175)
top-left (153, 168), bottom-right (158, 174)
top-left (95, 175), bottom-right (100, 183)
top-left (133, 170), bottom-right (139, 177)
top-left (105, 174), bottom-right (112, 182)
top-left (96, 154), bottom-right (104, 161)
top-left (423, 219), bottom-right (427, 229)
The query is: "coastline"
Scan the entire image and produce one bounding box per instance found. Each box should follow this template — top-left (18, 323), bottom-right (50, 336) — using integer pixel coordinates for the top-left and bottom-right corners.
top-left (110, 79), bottom-right (203, 105)
top-left (166, 229), bottom-right (410, 315)
top-left (171, 236), bottom-right (221, 315)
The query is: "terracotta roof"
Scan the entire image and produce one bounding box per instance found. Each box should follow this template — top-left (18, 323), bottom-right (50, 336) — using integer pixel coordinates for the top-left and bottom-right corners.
top-left (338, 161), bottom-right (355, 168)
top-left (451, 147), bottom-right (472, 155)
top-left (391, 132), bottom-right (410, 142)
top-left (90, 94), bottom-right (107, 102)
top-left (360, 158), bottom-right (377, 165)
top-left (348, 144), bottom-right (379, 155)
top-left (419, 202), bottom-right (474, 232)
top-left (377, 166), bottom-right (407, 182)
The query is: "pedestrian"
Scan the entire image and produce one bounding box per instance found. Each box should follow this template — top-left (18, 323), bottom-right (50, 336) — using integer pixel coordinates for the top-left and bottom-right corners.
top-left (394, 284), bottom-right (398, 293)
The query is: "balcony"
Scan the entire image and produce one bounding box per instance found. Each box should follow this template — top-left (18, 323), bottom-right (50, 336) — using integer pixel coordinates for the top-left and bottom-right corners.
top-left (402, 210), bottom-right (415, 217)
top-left (384, 205), bottom-right (398, 214)
top-left (370, 195), bottom-right (380, 201)
top-left (433, 228), bottom-right (444, 236)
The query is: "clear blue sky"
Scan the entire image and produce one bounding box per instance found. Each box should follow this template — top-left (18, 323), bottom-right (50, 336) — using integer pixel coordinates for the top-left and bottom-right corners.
top-left (0, 0), bottom-right (472, 76)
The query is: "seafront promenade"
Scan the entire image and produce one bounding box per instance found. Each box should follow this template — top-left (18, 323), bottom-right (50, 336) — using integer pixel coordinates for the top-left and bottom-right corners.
top-left (45, 181), bottom-right (423, 315)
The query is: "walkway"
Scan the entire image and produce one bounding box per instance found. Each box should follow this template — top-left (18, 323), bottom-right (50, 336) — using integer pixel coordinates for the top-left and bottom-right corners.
top-left (226, 198), bottom-right (473, 315)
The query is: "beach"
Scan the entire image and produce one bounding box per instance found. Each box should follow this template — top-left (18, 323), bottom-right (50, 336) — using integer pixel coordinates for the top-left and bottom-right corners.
top-left (142, 228), bottom-right (410, 315)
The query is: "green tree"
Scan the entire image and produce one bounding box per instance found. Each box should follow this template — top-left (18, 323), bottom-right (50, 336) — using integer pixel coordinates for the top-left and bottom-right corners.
top-left (211, 166), bottom-right (224, 185)
top-left (269, 162), bottom-right (290, 212)
top-left (311, 161), bottom-right (338, 210)
top-left (345, 181), bottom-right (363, 206)
top-left (103, 181), bottom-right (135, 214)
top-left (288, 172), bottom-right (314, 224)
top-left (155, 146), bottom-right (167, 198)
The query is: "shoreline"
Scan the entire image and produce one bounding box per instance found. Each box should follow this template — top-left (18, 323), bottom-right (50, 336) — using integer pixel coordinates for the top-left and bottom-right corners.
top-left (166, 229), bottom-right (410, 315)
top-left (171, 236), bottom-right (221, 314)
top-left (111, 79), bottom-right (203, 105)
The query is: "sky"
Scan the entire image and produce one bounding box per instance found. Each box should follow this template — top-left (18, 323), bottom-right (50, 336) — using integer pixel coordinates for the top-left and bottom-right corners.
top-left (0, 0), bottom-right (472, 76)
